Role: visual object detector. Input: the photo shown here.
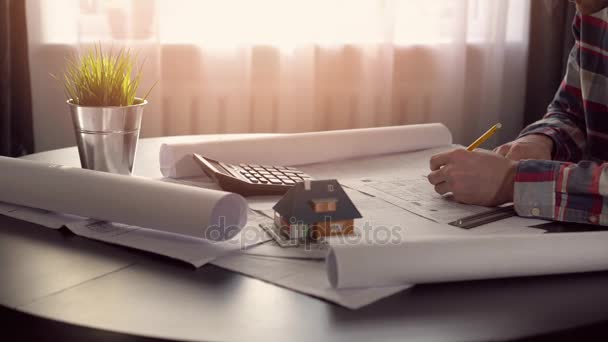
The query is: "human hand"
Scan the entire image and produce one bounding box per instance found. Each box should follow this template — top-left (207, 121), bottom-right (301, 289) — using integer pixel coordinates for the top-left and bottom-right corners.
top-left (427, 149), bottom-right (518, 206)
top-left (494, 134), bottom-right (553, 161)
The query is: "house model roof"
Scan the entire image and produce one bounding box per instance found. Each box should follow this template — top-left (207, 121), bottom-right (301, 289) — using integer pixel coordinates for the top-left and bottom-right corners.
top-left (273, 179), bottom-right (362, 224)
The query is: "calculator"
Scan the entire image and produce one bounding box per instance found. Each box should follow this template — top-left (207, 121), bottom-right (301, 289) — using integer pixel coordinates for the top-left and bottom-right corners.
top-left (192, 153), bottom-right (313, 196)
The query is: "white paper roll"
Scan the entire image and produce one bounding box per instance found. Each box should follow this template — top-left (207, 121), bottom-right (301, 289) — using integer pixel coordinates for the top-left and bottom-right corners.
top-left (0, 157), bottom-right (247, 241)
top-left (327, 232), bottom-right (608, 288)
top-left (160, 123), bottom-right (452, 178)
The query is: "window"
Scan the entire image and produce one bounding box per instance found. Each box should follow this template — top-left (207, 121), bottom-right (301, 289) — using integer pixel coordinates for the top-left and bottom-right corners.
top-left (311, 198), bottom-right (337, 213)
top-left (35, 0), bottom-right (529, 47)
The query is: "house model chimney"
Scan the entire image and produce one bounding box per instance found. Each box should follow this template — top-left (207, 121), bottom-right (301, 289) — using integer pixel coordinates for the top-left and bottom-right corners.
top-left (304, 179), bottom-right (311, 191)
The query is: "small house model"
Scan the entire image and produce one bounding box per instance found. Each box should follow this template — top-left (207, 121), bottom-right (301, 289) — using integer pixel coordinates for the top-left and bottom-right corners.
top-left (272, 179), bottom-right (362, 241)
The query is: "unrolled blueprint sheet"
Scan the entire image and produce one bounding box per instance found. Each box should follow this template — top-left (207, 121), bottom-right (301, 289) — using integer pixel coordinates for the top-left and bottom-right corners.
top-left (243, 185), bottom-right (508, 261)
top-left (211, 253), bottom-right (411, 310)
top-left (242, 161), bottom-right (549, 261)
top-left (215, 191), bottom-right (464, 309)
top-left (66, 213), bottom-right (273, 267)
top-left (0, 202), bottom-right (84, 229)
top-left (240, 232), bottom-right (329, 259)
top-left (219, 188), bottom-right (550, 309)
top-left (343, 175), bottom-right (490, 224)
top-left (299, 146), bottom-right (500, 224)
top-left (222, 193), bottom-right (547, 308)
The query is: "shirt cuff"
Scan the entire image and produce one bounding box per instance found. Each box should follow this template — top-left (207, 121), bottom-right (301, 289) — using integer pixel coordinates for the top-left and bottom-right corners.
top-left (513, 160), bottom-right (559, 220)
top-left (513, 160), bottom-right (607, 225)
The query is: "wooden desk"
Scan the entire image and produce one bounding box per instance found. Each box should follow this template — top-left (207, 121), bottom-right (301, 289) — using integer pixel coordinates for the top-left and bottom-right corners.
top-left (2, 135), bottom-right (608, 341)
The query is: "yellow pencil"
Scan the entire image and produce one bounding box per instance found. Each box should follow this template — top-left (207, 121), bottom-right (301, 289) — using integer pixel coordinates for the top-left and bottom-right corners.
top-left (466, 123), bottom-right (502, 151)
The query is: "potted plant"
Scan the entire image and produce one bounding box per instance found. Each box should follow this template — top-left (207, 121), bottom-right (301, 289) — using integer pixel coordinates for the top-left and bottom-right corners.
top-left (55, 45), bottom-right (155, 175)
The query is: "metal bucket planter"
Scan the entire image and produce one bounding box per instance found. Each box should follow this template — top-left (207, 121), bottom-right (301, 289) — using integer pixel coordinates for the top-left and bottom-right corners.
top-left (68, 98), bottom-right (146, 175)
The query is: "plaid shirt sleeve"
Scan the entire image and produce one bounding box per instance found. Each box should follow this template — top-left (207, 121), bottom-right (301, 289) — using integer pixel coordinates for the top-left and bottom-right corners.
top-left (513, 159), bottom-right (608, 226)
top-left (518, 15), bottom-right (587, 163)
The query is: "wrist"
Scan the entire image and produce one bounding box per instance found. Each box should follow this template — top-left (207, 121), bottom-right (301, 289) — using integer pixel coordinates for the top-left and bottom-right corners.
top-left (522, 133), bottom-right (555, 159)
top-left (532, 133), bottom-right (554, 151)
top-left (497, 160), bottom-right (518, 204)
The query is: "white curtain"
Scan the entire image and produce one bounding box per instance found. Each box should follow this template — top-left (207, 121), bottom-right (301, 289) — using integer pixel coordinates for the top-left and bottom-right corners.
top-left (26, 0), bottom-right (530, 152)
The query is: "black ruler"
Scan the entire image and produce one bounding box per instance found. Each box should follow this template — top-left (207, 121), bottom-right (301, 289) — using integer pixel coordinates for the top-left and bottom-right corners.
top-left (448, 205), bottom-right (516, 229)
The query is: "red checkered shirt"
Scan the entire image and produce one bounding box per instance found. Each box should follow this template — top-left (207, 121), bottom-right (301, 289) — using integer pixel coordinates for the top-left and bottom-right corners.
top-left (514, 10), bottom-right (608, 225)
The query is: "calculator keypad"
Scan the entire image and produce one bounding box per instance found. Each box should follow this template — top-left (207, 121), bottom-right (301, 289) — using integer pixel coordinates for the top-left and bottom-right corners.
top-left (236, 164), bottom-right (311, 185)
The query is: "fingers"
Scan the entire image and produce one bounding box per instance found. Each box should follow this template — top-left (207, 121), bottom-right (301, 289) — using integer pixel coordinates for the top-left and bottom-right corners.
top-left (434, 182), bottom-right (450, 195)
top-left (428, 166), bottom-right (451, 195)
top-left (427, 168), bottom-right (446, 185)
top-left (430, 149), bottom-right (464, 170)
top-left (430, 153), bottom-right (449, 171)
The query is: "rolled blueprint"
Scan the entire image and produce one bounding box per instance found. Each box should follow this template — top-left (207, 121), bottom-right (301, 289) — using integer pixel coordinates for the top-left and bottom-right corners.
top-left (0, 157), bottom-right (247, 241)
top-left (327, 232), bottom-right (608, 288)
top-left (160, 123), bottom-right (452, 178)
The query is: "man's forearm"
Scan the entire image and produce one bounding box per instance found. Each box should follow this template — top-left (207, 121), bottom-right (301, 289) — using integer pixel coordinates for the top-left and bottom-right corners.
top-left (518, 113), bottom-right (587, 163)
top-left (518, 38), bottom-right (587, 163)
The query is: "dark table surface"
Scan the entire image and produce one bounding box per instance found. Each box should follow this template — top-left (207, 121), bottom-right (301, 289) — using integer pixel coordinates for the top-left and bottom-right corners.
top-left (3, 136), bottom-right (608, 341)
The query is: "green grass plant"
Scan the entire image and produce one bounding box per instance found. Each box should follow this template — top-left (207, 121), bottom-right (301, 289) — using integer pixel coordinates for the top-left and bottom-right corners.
top-left (54, 44), bottom-right (155, 107)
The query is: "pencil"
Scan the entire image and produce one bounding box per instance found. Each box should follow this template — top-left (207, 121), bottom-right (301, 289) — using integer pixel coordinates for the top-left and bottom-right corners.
top-left (466, 123), bottom-right (502, 151)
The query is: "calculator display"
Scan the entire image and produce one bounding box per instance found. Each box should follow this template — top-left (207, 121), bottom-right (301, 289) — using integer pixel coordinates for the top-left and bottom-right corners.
top-left (207, 159), bottom-right (231, 175)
